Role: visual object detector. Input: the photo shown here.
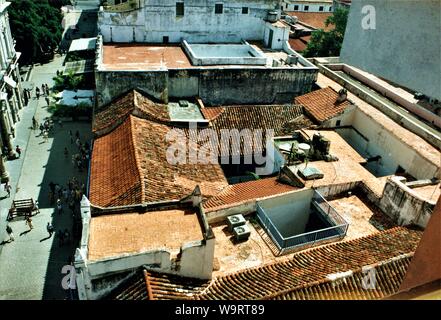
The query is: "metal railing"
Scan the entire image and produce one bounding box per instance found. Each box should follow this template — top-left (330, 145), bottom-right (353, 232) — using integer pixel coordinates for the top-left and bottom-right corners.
top-left (256, 191), bottom-right (348, 254)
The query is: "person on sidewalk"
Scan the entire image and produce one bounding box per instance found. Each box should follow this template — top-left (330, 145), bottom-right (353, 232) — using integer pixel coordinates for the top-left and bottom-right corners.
top-left (45, 97), bottom-right (50, 106)
top-left (47, 222), bottom-right (54, 237)
top-left (6, 225), bottom-right (14, 242)
top-left (26, 216), bottom-right (33, 230)
top-left (15, 145), bottom-right (21, 158)
top-left (4, 181), bottom-right (11, 197)
top-left (43, 130), bottom-right (49, 143)
top-left (57, 198), bottom-right (63, 215)
top-left (35, 87), bottom-right (40, 99)
top-left (32, 117), bottom-right (38, 130)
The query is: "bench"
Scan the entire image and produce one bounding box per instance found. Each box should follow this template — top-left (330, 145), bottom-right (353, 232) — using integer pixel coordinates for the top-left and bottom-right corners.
top-left (7, 199), bottom-right (40, 221)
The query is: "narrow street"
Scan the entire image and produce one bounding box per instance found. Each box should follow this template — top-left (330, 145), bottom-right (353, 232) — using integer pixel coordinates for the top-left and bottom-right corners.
top-left (0, 55), bottom-right (92, 299)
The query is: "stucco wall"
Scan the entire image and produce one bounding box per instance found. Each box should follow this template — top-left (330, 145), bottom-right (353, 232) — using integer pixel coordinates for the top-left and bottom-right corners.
top-left (340, 0), bottom-right (441, 100)
top-left (96, 66), bottom-right (318, 107)
top-left (379, 177), bottom-right (435, 228)
top-left (349, 109), bottom-right (440, 180)
top-left (99, 0), bottom-right (280, 43)
top-left (95, 70), bottom-right (169, 107)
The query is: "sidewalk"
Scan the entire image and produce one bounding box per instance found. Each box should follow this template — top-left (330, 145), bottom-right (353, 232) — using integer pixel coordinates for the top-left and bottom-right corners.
top-left (0, 56), bottom-right (92, 299)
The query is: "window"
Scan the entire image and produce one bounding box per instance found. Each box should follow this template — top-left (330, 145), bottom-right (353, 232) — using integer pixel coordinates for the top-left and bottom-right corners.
top-left (304, 5), bottom-right (309, 11)
top-left (336, 120), bottom-right (341, 127)
top-left (294, 5), bottom-right (299, 10)
top-left (329, 6), bottom-right (333, 11)
top-left (163, 36), bottom-right (169, 44)
top-left (242, 7), bottom-right (248, 14)
top-left (215, 3), bottom-right (223, 14)
top-left (176, 2), bottom-right (184, 16)
top-left (319, 6), bottom-right (324, 11)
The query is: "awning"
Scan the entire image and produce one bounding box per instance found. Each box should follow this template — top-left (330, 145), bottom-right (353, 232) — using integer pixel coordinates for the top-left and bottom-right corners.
top-left (68, 37), bottom-right (97, 52)
top-left (3, 75), bottom-right (16, 88)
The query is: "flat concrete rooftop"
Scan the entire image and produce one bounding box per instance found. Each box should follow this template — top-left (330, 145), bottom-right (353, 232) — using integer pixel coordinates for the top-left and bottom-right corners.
top-left (88, 209), bottom-right (203, 261)
top-left (101, 43), bottom-right (305, 71)
top-left (102, 44), bottom-right (193, 70)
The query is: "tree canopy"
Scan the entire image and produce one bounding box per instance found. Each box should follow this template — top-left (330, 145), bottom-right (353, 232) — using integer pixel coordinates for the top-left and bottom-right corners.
top-left (303, 8), bottom-right (349, 58)
top-left (8, 0), bottom-right (69, 64)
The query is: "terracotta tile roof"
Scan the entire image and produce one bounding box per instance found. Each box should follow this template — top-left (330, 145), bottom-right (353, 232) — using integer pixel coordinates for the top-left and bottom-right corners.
top-left (202, 104), bottom-right (312, 156)
top-left (90, 114), bottom-right (228, 207)
top-left (208, 104), bottom-right (308, 136)
top-left (93, 89), bottom-right (170, 135)
top-left (295, 87), bottom-right (352, 123)
top-left (132, 116), bottom-right (228, 203)
top-left (203, 177), bottom-right (299, 212)
top-left (108, 227), bottom-right (422, 300)
top-left (274, 255), bottom-right (413, 300)
top-left (289, 38), bottom-right (308, 52)
top-left (288, 12), bottom-right (334, 31)
top-left (89, 117), bottom-right (142, 207)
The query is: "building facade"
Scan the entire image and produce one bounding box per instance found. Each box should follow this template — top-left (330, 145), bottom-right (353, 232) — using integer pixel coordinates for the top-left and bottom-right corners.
top-left (0, 0), bottom-right (24, 183)
top-left (98, 0), bottom-right (282, 43)
top-left (282, 0), bottom-right (333, 12)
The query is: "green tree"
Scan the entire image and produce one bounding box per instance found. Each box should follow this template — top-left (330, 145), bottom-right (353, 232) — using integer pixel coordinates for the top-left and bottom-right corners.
top-left (8, 0), bottom-right (66, 64)
top-left (303, 8), bottom-right (349, 58)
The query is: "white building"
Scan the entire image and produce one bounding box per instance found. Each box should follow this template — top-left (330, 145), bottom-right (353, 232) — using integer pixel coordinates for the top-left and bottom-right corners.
top-left (0, 0), bottom-right (24, 182)
top-left (98, 0), bottom-right (282, 43)
top-left (282, 0), bottom-right (333, 12)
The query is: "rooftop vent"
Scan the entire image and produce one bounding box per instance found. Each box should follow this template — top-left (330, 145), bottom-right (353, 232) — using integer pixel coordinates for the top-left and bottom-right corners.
top-left (233, 224), bottom-right (251, 241)
top-left (179, 100), bottom-right (189, 108)
top-left (267, 10), bottom-right (278, 23)
top-left (227, 214), bottom-right (246, 232)
top-left (286, 55), bottom-right (299, 65)
top-left (336, 89), bottom-right (347, 103)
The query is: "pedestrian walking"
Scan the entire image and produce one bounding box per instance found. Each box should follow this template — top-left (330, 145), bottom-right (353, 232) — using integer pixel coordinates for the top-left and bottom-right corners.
top-left (57, 230), bottom-right (65, 247)
top-left (35, 87), bottom-right (40, 99)
top-left (26, 216), bottom-right (33, 230)
top-left (69, 130), bottom-right (73, 144)
top-left (64, 147), bottom-right (69, 158)
top-left (39, 123), bottom-right (44, 135)
top-left (43, 130), bottom-right (48, 143)
top-left (45, 97), bottom-right (50, 106)
top-left (15, 145), bottom-right (21, 158)
top-left (4, 181), bottom-right (11, 197)
top-left (57, 198), bottom-right (63, 215)
top-left (45, 84), bottom-right (50, 95)
top-left (47, 222), bottom-right (54, 237)
top-left (32, 117), bottom-right (38, 130)
top-left (6, 225), bottom-right (14, 242)
top-left (62, 188), bottom-right (69, 201)
top-left (64, 229), bottom-right (70, 245)
top-left (75, 138), bottom-right (81, 148)
top-left (41, 84), bottom-right (46, 96)
top-left (69, 199), bottom-right (75, 215)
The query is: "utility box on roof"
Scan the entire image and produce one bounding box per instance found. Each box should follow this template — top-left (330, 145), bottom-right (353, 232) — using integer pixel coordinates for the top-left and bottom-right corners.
top-left (227, 214), bottom-right (246, 232)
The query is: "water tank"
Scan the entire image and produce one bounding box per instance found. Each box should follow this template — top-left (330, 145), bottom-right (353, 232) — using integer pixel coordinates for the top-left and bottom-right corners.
top-left (267, 11), bottom-right (278, 23)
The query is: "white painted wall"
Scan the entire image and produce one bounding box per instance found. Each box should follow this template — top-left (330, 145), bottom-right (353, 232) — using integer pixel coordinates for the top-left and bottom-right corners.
top-left (258, 189), bottom-right (314, 236)
top-left (263, 21), bottom-right (290, 49)
top-left (98, 0), bottom-right (281, 43)
top-left (179, 238), bottom-right (215, 279)
top-left (335, 108), bottom-right (440, 180)
top-left (283, 1), bottom-right (333, 12)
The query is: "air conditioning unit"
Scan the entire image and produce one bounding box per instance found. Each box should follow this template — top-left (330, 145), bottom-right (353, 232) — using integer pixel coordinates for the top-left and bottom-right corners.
top-left (227, 214), bottom-right (246, 232)
top-left (233, 224), bottom-right (251, 241)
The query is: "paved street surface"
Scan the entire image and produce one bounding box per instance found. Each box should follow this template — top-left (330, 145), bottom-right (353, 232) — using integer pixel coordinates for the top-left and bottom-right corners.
top-left (0, 55), bottom-right (92, 300)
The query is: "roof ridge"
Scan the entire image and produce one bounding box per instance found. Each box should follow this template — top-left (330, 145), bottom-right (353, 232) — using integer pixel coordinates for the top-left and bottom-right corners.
top-left (128, 115), bottom-right (145, 203)
top-left (208, 226), bottom-right (416, 280)
top-left (261, 252), bottom-right (415, 300)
